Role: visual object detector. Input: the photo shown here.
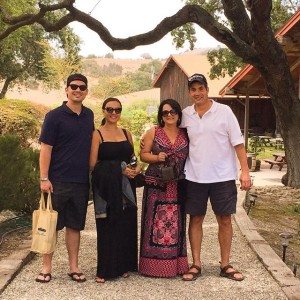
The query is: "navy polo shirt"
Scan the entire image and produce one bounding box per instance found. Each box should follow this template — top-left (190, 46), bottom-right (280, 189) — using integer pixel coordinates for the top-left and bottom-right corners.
top-left (39, 101), bottom-right (94, 183)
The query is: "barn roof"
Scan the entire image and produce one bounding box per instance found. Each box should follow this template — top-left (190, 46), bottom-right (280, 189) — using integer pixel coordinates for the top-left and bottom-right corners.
top-left (153, 53), bottom-right (232, 97)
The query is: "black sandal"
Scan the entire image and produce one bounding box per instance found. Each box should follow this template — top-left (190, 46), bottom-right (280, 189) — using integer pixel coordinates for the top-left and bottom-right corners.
top-left (220, 264), bottom-right (244, 281)
top-left (182, 264), bottom-right (202, 281)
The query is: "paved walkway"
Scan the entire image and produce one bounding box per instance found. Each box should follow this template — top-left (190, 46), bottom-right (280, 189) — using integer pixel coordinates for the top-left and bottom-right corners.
top-left (1, 163), bottom-right (299, 299)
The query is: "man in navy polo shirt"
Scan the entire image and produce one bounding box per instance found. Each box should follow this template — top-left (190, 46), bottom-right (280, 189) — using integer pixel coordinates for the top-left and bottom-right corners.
top-left (36, 73), bottom-right (94, 283)
top-left (181, 74), bottom-right (251, 282)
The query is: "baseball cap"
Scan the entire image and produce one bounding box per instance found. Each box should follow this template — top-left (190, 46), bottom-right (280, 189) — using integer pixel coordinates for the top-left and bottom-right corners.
top-left (187, 73), bottom-right (207, 87)
top-left (66, 73), bottom-right (88, 87)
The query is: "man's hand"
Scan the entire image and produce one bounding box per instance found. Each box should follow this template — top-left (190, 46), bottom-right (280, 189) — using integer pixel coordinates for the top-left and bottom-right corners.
top-left (239, 171), bottom-right (252, 190)
top-left (40, 180), bottom-right (53, 193)
top-left (140, 135), bottom-right (145, 149)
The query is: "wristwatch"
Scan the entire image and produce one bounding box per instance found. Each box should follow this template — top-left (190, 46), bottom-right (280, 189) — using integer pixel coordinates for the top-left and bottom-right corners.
top-left (40, 177), bottom-right (49, 182)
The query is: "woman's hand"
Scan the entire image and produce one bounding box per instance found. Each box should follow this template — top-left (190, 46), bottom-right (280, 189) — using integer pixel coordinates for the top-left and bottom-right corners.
top-left (122, 166), bottom-right (136, 179)
top-left (132, 164), bottom-right (141, 177)
top-left (157, 152), bottom-right (167, 162)
top-left (123, 164), bottom-right (142, 179)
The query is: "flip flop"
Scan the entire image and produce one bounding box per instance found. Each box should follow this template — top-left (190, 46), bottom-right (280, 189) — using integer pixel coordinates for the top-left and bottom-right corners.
top-left (182, 264), bottom-right (202, 281)
top-left (35, 273), bottom-right (52, 283)
top-left (122, 273), bottom-right (130, 278)
top-left (95, 277), bottom-right (105, 283)
top-left (220, 264), bottom-right (244, 281)
top-left (68, 272), bottom-right (87, 283)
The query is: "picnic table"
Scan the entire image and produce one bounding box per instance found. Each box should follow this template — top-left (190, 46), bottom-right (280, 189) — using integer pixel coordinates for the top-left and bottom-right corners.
top-left (264, 152), bottom-right (286, 171)
top-left (258, 135), bottom-right (274, 147)
top-left (274, 137), bottom-right (284, 149)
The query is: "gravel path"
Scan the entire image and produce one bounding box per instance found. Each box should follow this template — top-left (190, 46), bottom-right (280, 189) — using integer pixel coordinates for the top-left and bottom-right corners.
top-left (1, 188), bottom-right (287, 300)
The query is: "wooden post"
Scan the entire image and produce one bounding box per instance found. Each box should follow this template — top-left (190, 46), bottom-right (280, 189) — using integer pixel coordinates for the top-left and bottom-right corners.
top-left (244, 92), bottom-right (250, 150)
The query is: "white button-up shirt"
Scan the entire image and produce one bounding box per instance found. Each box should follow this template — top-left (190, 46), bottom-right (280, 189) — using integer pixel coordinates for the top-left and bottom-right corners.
top-left (181, 100), bottom-right (244, 183)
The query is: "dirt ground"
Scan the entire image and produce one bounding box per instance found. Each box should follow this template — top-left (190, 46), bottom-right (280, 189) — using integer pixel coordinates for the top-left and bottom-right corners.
top-left (247, 186), bottom-right (300, 278)
top-left (1, 187), bottom-right (299, 278)
top-left (0, 210), bottom-right (31, 260)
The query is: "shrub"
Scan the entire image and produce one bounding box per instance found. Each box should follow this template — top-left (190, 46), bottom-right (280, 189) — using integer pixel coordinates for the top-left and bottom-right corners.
top-left (0, 135), bottom-right (40, 214)
top-left (0, 99), bottom-right (48, 146)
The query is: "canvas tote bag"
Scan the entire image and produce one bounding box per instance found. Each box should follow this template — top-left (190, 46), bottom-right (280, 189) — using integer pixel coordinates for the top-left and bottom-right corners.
top-left (31, 192), bottom-right (58, 254)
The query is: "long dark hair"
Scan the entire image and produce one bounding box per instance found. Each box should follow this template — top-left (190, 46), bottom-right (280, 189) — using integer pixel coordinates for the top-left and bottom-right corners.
top-left (157, 99), bottom-right (182, 127)
top-left (101, 97), bottom-right (122, 125)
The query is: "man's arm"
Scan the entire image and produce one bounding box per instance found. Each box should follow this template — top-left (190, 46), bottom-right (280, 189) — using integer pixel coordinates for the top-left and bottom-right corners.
top-left (39, 142), bottom-right (53, 192)
top-left (234, 143), bottom-right (252, 191)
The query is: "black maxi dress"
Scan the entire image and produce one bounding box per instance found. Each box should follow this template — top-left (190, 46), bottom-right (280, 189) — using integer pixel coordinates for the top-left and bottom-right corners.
top-left (92, 129), bottom-right (138, 279)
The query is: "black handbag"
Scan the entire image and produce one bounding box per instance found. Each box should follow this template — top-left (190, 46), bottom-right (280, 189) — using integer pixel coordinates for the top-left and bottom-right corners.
top-left (134, 172), bottom-right (146, 188)
top-left (160, 165), bottom-right (178, 182)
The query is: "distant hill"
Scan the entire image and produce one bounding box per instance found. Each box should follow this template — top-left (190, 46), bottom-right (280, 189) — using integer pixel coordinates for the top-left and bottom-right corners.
top-left (4, 48), bottom-right (220, 107)
top-left (6, 57), bottom-right (163, 106)
top-left (87, 57), bottom-right (154, 74)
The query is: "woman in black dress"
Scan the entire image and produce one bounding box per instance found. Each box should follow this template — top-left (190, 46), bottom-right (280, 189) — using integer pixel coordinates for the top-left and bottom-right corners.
top-left (90, 97), bottom-right (140, 283)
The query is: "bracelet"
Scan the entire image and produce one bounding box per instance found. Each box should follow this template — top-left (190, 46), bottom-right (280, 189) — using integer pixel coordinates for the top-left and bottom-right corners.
top-left (40, 177), bottom-right (49, 182)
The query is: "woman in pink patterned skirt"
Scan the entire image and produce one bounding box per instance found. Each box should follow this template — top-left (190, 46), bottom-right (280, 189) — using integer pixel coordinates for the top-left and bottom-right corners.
top-left (139, 99), bottom-right (189, 277)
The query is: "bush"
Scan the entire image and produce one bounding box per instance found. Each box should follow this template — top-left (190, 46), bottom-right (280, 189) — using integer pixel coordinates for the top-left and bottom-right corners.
top-left (0, 99), bottom-right (48, 146)
top-left (0, 135), bottom-right (40, 214)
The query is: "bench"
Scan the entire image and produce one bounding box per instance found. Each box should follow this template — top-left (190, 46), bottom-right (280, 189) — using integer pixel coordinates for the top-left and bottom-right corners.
top-left (264, 159), bottom-right (285, 171)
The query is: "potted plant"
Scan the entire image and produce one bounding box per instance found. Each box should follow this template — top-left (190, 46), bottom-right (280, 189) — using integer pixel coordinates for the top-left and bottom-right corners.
top-left (247, 136), bottom-right (263, 171)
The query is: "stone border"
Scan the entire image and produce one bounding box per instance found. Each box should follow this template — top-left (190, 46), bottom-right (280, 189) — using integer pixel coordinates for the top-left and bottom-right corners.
top-left (235, 191), bottom-right (300, 300)
top-left (0, 239), bottom-right (35, 294)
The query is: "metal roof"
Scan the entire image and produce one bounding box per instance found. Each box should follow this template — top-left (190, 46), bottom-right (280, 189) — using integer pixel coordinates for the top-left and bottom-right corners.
top-left (219, 9), bottom-right (300, 97)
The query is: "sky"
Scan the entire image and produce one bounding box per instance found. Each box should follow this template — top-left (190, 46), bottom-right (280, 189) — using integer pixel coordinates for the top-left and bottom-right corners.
top-left (70, 0), bottom-right (222, 59)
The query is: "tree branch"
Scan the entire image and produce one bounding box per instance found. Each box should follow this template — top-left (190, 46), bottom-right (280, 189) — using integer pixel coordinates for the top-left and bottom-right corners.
top-left (67, 5), bottom-right (258, 64)
top-left (38, 13), bottom-right (76, 31)
top-left (247, 0), bottom-right (283, 64)
top-left (0, 3), bottom-right (258, 64)
top-left (221, 0), bottom-right (252, 44)
top-left (0, 0), bottom-right (74, 39)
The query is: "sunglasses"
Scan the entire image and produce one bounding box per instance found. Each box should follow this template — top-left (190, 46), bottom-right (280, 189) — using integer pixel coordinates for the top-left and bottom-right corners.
top-left (104, 107), bottom-right (122, 114)
top-left (162, 109), bottom-right (178, 117)
top-left (69, 84), bottom-right (87, 91)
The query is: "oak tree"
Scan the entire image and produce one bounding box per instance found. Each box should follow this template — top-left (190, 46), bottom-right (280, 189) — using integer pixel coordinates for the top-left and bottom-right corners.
top-left (0, 0), bottom-right (300, 186)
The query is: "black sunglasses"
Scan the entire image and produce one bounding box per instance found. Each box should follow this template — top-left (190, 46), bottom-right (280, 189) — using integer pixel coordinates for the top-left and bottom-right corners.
top-left (104, 107), bottom-right (122, 114)
top-left (162, 109), bottom-right (178, 117)
top-left (69, 84), bottom-right (87, 91)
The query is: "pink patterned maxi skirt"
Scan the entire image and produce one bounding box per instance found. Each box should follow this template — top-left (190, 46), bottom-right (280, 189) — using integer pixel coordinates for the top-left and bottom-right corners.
top-left (139, 180), bottom-right (189, 277)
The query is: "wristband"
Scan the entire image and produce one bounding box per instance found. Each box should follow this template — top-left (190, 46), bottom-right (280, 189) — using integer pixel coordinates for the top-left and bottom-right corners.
top-left (40, 177), bottom-right (49, 182)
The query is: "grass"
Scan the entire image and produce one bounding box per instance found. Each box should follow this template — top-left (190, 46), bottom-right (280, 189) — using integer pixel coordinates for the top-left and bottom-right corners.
top-left (248, 187), bottom-right (300, 278)
top-left (248, 136), bottom-right (285, 160)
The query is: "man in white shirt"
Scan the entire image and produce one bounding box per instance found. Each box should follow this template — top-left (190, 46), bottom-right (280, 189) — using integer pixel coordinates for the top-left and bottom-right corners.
top-left (181, 73), bottom-right (251, 282)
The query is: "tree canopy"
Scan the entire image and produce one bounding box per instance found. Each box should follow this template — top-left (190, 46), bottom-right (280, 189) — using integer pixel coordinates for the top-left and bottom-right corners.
top-left (171, 0), bottom-right (299, 78)
top-left (0, 0), bottom-right (81, 98)
top-left (0, 0), bottom-right (300, 187)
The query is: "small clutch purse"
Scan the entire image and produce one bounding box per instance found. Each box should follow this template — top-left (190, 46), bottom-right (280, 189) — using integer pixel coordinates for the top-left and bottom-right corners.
top-left (160, 165), bottom-right (178, 182)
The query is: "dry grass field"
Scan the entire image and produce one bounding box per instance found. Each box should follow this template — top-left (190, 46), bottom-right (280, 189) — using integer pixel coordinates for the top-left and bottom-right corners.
top-left (5, 57), bottom-right (162, 107)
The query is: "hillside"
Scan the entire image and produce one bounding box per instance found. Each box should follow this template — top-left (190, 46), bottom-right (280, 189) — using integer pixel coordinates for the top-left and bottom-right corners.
top-left (5, 57), bottom-right (162, 107)
top-left (88, 57), bottom-right (152, 74)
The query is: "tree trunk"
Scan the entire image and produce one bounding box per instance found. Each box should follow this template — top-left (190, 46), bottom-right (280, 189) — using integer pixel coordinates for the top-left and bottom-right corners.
top-left (0, 77), bottom-right (14, 99)
top-left (260, 65), bottom-right (300, 188)
top-left (245, 1), bottom-right (300, 188)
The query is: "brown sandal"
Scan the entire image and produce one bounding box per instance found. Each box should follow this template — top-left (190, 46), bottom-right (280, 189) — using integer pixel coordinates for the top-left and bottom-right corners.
top-left (220, 264), bottom-right (244, 281)
top-left (35, 273), bottom-right (52, 283)
top-left (68, 272), bottom-right (87, 283)
top-left (182, 264), bottom-right (202, 281)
